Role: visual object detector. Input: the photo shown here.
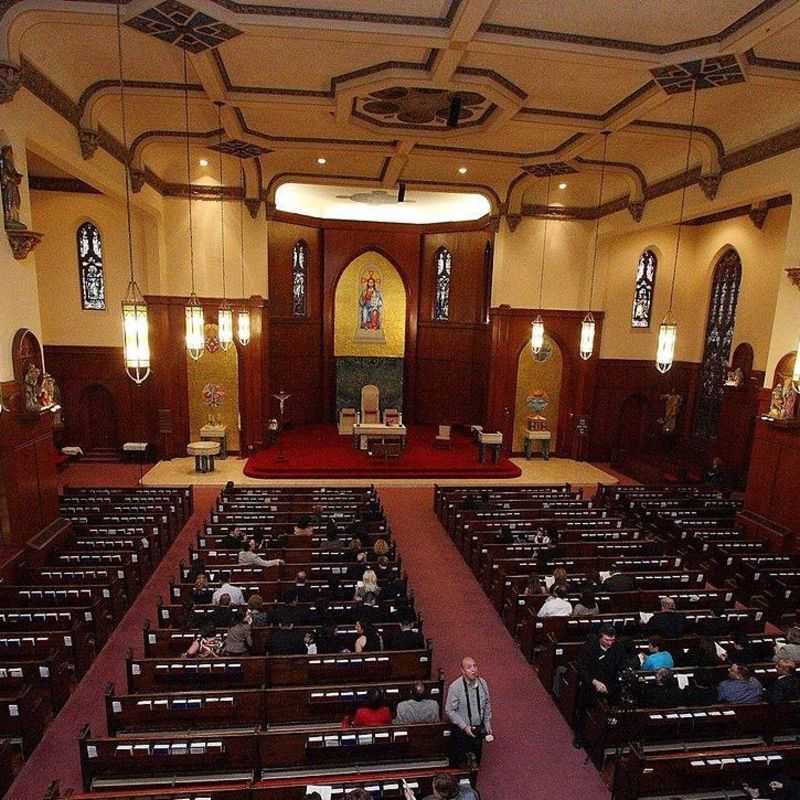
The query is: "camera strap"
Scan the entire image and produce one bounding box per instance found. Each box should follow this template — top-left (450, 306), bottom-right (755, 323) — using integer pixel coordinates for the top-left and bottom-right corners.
top-left (463, 678), bottom-right (484, 726)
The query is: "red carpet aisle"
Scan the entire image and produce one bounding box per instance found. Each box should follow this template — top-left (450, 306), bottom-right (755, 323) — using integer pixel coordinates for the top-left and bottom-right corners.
top-left (244, 425), bottom-right (522, 479)
top-left (381, 488), bottom-right (610, 800)
top-left (5, 482), bottom-right (221, 800)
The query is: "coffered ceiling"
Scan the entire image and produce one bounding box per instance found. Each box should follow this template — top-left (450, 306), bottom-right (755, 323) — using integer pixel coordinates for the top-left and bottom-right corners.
top-left (6, 0), bottom-right (800, 220)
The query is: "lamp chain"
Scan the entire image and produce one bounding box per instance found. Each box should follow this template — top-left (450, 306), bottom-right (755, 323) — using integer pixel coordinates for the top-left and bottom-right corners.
top-left (115, 1), bottom-right (135, 286)
top-left (217, 102), bottom-right (226, 300)
top-left (538, 173), bottom-right (552, 310)
top-left (182, 49), bottom-right (196, 295)
top-left (588, 133), bottom-right (610, 310)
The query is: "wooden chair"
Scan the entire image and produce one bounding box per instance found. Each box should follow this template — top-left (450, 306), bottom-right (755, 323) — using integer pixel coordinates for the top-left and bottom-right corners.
top-left (434, 425), bottom-right (452, 449)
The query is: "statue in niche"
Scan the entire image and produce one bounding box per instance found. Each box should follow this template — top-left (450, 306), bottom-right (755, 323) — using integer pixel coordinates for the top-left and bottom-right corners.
top-left (358, 270), bottom-right (384, 332)
top-left (1, 145), bottom-right (23, 229)
top-left (768, 378), bottom-right (797, 420)
top-left (724, 366), bottom-right (745, 387)
top-left (659, 389), bottom-right (683, 434)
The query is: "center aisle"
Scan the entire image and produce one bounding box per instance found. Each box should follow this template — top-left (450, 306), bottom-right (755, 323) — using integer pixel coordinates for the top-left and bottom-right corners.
top-left (381, 487), bottom-right (610, 800)
top-left (6, 485), bottom-right (221, 800)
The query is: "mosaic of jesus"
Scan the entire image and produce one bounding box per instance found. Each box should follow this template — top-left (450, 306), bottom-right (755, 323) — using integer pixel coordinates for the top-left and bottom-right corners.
top-left (357, 269), bottom-right (385, 338)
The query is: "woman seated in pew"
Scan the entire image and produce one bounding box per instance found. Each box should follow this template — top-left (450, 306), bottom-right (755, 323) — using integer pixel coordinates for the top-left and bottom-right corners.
top-left (552, 567), bottom-right (570, 592)
top-left (374, 555), bottom-right (392, 582)
top-left (347, 687), bottom-right (392, 728)
top-left (681, 636), bottom-right (722, 669)
top-left (572, 589), bottom-right (599, 616)
top-left (221, 608), bottom-right (252, 656)
top-left (523, 576), bottom-right (547, 597)
top-left (354, 619), bottom-right (383, 653)
top-left (183, 619), bottom-right (222, 658)
top-left (354, 569), bottom-right (381, 603)
top-left (537, 585), bottom-right (573, 617)
top-left (191, 573), bottom-right (213, 605)
top-left (373, 538), bottom-right (391, 557)
top-left (245, 593), bottom-right (270, 625)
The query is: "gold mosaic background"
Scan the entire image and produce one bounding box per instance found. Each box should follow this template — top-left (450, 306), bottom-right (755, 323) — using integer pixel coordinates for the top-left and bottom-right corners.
top-left (186, 323), bottom-right (241, 452)
top-left (512, 334), bottom-right (563, 453)
top-left (334, 251), bottom-right (406, 358)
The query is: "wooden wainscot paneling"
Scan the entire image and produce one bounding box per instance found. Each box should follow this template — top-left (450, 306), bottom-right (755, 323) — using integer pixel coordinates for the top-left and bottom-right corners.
top-left (485, 307), bottom-right (603, 457)
top-left (744, 420), bottom-right (800, 545)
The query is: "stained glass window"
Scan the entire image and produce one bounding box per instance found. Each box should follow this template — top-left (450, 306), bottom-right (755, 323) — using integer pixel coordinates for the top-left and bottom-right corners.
top-left (631, 249), bottom-right (657, 328)
top-left (292, 240), bottom-right (307, 317)
top-left (433, 246), bottom-right (451, 321)
top-left (77, 221), bottom-right (105, 310)
top-left (694, 248), bottom-right (742, 440)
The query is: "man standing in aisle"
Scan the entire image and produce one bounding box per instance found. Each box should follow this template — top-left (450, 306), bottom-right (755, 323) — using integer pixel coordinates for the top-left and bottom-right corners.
top-left (445, 656), bottom-right (494, 767)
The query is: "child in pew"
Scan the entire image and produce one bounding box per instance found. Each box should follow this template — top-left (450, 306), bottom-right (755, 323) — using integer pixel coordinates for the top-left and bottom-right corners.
top-left (183, 619), bottom-right (222, 658)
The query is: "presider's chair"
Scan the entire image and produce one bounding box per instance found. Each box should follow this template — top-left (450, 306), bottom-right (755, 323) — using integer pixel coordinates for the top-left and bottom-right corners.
top-left (360, 384), bottom-right (380, 425)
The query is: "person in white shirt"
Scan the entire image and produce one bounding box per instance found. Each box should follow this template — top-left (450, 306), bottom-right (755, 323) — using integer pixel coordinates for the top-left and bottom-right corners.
top-left (212, 573), bottom-right (245, 606)
top-left (537, 585), bottom-right (573, 617)
top-left (238, 539), bottom-right (284, 567)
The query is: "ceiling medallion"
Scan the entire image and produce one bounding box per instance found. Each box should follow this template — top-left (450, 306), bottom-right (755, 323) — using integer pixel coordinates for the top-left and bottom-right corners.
top-left (651, 55), bottom-right (745, 95)
top-left (522, 162), bottom-right (577, 178)
top-left (126, 1), bottom-right (243, 53)
top-left (208, 140), bottom-right (271, 159)
top-left (354, 86), bottom-right (492, 131)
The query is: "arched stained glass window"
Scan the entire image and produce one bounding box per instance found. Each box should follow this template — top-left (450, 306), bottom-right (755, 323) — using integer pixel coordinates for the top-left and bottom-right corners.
top-left (631, 249), bottom-right (657, 328)
top-left (77, 221), bottom-right (106, 310)
top-left (433, 246), bottom-right (452, 321)
top-left (694, 248), bottom-right (742, 440)
top-left (292, 240), bottom-right (308, 317)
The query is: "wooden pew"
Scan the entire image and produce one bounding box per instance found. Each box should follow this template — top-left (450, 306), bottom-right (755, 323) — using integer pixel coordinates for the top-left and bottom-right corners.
top-left (0, 681), bottom-right (49, 756)
top-left (0, 647), bottom-right (71, 711)
top-left (0, 602), bottom-right (111, 646)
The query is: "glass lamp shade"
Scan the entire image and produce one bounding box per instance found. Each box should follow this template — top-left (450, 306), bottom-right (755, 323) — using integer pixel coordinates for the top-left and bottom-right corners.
top-left (580, 313), bottom-right (596, 361)
top-left (218, 303), bottom-right (234, 351)
top-left (793, 335), bottom-right (800, 392)
top-left (656, 317), bottom-right (678, 374)
top-left (237, 308), bottom-right (251, 346)
top-left (185, 294), bottom-right (205, 360)
top-left (121, 282), bottom-right (151, 384)
top-left (530, 314), bottom-right (545, 355)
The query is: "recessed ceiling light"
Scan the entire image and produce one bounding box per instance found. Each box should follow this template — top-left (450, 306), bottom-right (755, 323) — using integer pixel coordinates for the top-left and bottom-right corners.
top-left (458, 166), bottom-right (467, 174)
top-left (558, 182), bottom-right (567, 190)
top-left (317, 157), bottom-right (327, 165)
top-left (199, 159), bottom-right (209, 167)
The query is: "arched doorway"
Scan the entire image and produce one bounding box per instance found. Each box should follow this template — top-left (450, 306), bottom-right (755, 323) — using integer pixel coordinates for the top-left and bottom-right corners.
top-left (512, 334), bottom-right (563, 453)
top-left (78, 384), bottom-right (118, 451)
top-left (333, 251), bottom-right (407, 418)
top-left (616, 393), bottom-right (648, 456)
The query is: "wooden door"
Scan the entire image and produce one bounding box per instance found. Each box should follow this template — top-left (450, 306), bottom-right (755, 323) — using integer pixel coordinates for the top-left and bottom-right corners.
top-left (79, 384), bottom-right (118, 451)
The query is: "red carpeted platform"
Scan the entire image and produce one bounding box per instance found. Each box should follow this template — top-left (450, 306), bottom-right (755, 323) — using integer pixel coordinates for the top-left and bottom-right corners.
top-left (243, 424), bottom-right (522, 479)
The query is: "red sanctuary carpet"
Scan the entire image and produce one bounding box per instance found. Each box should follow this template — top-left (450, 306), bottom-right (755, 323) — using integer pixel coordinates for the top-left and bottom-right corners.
top-left (243, 424), bottom-right (522, 479)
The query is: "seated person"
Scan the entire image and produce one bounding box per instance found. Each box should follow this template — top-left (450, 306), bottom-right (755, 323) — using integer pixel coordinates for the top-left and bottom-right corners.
top-left (644, 596), bottom-right (686, 639)
top-left (391, 616), bottom-right (425, 651)
top-left (768, 659), bottom-right (800, 704)
top-left (374, 555), bottom-right (392, 582)
top-left (775, 627), bottom-right (800, 662)
top-left (523, 576), bottom-right (546, 597)
top-left (269, 613), bottom-right (306, 656)
top-left (183, 619), bottom-right (222, 658)
top-left (293, 515), bottom-right (314, 537)
top-left (683, 667), bottom-right (719, 706)
top-left (212, 573), bottom-right (245, 606)
top-left (210, 593), bottom-right (234, 628)
top-left (411, 773), bottom-right (478, 800)
top-left (683, 636), bottom-right (723, 668)
top-left (373, 538), bottom-right (391, 557)
top-left (191, 573), bottom-right (213, 605)
top-left (283, 570), bottom-right (312, 603)
top-left (319, 521), bottom-right (343, 551)
top-left (495, 525), bottom-right (514, 545)
top-left (551, 567), bottom-right (569, 591)
top-left (572, 589), bottom-right (599, 616)
top-left (354, 619), bottom-right (383, 653)
top-left (348, 550), bottom-right (369, 579)
top-left (354, 569), bottom-right (381, 603)
top-left (238, 538), bottom-right (284, 567)
top-left (246, 593), bottom-right (270, 625)
top-left (394, 681), bottom-right (439, 724)
top-left (602, 570), bottom-right (636, 592)
top-left (641, 667), bottom-right (685, 709)
top-left (531, 528), bottom-right (551, 546)
top-left (537, 585), bottom-right (573, 618)
top-left (221, 526), bottom-right (245, 550)
top-left (223, 480), bottom-right (235, 493)
top-left (350, 687), bottom-right (392, 727)
top-left (741, 777), bottom-right (800, 800)
top-left (304, 630), bottom-right (318, 655)
top-left (640, 637), bottom-right (674, 671)
top-left (347, 537), bottom-right (364, 562)
top-left (728, 632), bottom-right (758, 665)
top-left (222, 608), bottom-right (252, 655)
top-left (718, 663), bottom-right (764, 705)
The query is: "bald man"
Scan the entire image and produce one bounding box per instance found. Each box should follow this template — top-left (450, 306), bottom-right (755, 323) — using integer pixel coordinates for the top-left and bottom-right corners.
top-left (445, 656), bottom-right (494, 767)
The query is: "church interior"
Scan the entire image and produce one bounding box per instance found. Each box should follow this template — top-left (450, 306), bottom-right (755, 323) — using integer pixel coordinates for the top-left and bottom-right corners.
top-left (1, 1), bottom-right (800, 798)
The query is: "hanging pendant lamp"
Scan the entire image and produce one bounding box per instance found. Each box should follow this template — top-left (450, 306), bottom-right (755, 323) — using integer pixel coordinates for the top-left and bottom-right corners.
top-left (181, 49), bottom-right (204, 360)
top-left (531, 174), bottom-right (553, 355)
top-left (214, 103), bottom-right (233, 351)
top-left (115, 1), bottom-right (151, 384)
top-left (656, 80), bottom-right (699, 374)
top-left (237, 164), bottom-right (251, 346)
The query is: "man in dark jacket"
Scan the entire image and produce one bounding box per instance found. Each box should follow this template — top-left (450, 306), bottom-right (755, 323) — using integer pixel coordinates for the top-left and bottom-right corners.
top-left (768, 659), bottom-right (800, 704)
top-left (602, 571), bottom-right (636, 592)
top-left (644, 596), bottom-right (686, 639)
top-left (574, 624), bottom-right (626, 748)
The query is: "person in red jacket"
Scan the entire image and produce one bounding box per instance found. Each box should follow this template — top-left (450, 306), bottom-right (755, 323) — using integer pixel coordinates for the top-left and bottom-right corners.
top-left (350, 687), bottom-right (392, 727)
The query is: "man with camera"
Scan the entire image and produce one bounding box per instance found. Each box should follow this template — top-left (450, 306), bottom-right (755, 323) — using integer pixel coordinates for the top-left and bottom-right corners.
top-left (445, 656), bottom-right (494, 767)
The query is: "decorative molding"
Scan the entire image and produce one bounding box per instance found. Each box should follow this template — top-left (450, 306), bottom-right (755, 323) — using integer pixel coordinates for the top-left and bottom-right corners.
top-left (745, 48), bottom-right (800, 74)
top-left (505, 213), bottom-right (521, 232)
top-left (0, 60), bottom-right (21, 104)
top-left (28, 175), bottom-right (100, 194)
top-left (651, 55), bottom-right (745, 95)
top-left (7, 227), bottom-right (43, 260)
top-left (129, 168), bottom-right (146, 193)
top-left (786, 268), bottom-right (800, 291)
top-left (78, 127), bottom-right (99, 160)
top-left (522, 162), bottom-right (577, 177)
top-left (684, 193), bottom-right (790, 227)
top-left (208, 139), bottom-right (271, 158)
top-left (748, 204), bottom-right (769, 230)
top-left (454, 66), bottom-right (527, 100)
top-left (244, 198), bottom-right (261, 219)
top-left (628, 199), bottom-right (645, 223)
top-left (698, 172), bottom-right (722, 200)
top-left (20, 57), bottom-right (79, 125)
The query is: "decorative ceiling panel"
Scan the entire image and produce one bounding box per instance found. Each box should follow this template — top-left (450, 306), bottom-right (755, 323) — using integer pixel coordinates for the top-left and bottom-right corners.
top-left (207, 139), bottom-right (271, 158)
top-left (650, 55), bottom-right (745, 94)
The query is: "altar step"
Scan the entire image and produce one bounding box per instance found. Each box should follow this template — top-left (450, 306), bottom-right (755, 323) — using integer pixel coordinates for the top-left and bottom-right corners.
top-left (82, 448), bottom-right (122, 463)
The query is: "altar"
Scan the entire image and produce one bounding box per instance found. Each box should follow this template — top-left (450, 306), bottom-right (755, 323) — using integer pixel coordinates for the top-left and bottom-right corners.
top-left (352, 422), bottom-right (407, 451)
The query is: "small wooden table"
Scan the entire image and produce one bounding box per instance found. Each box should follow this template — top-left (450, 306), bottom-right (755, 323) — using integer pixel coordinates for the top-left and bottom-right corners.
top-left (524, 430), bottom-right (551, 460)
top-left (353, 423), bottom-right (407, 451)
top-left (187, 440), bottom-right (220, 473)
top-left (477, 431), bottom-right (503, 464)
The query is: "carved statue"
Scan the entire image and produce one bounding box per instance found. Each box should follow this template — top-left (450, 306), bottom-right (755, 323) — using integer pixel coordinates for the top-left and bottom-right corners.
top-left (38, 373), bottom-right (56, 410)
top-left (768, 378), bottom-right (797, 420)
top-left (1, 144), bottom-right (23, 228)
top-left (660, 389), bottom-right (683, 434)
top-left (23, 363), bottom-right (41, 412)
